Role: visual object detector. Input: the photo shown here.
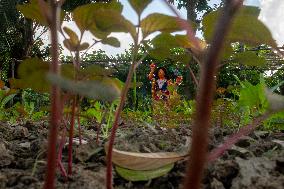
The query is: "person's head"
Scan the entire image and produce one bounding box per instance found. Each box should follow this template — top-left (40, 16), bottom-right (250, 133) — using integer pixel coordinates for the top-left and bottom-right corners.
top-left (155, 67), bottom-right (167, 79)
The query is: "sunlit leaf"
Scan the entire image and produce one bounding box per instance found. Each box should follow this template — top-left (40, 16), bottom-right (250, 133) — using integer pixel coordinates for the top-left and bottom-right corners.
top-left (63, 40), bottom-right (89, 52)
top-left (78, 42), bottom-right (90, 51)
top-left (149, 48), bottom-right (171, 61)
top-left (17, 0), bottom-right (49, 26)
top-left (61, 64), bottom-right (75, 79)
top-left (63, 26), bottom-right (79, 45)
top-left (129, 0), bottom-right (152, 15)
top-left (170, 53), bottom-right (192, 64)
top-left (63, 39), bottom-right (77, 51)
top-left (203, 6), bottom-right (277, 47)
top-left (222, 44), bottom-right (233, 60)
top-left (115, 163), bottom-right (174, 181)
top-left (234, 51), bottom-right (266, 67)
top-left (93, 10), bottom-right (136, 39)
top-left (79, 65), bottom-right (114, 79)
top-left (15, 58), bottom-right (49, 92)
top-left (16, 0), bottom-right (65, 26)
top-left (47, 74), bottom-right (122, 102)
top-left (73, 1), bottom-right (123, 33)
top-left (101, 37), bottom-right (121, 47)
top-left (141, 13), bottom-right (184, 38)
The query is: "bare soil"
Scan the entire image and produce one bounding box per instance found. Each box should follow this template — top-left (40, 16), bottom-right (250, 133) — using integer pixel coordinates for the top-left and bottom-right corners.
top-left (0, 120), bottom-right (283, 189)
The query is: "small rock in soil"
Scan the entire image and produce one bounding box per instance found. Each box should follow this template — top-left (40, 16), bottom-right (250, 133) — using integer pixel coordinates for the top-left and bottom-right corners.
top-left (13, 126), bottom-right (29, 139)
top-left (0, 142), bottom-right (14, 167)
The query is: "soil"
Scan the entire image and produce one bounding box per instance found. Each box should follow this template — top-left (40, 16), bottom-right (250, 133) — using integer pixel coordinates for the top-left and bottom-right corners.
top-left (114, 124), bottom-right (191, 153)
top-left (0, 120), bottom-right (283, 189)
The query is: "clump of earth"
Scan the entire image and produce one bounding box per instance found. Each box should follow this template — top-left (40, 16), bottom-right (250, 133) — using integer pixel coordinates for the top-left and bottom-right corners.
top-left (114, 124), bottom-right (192, 153)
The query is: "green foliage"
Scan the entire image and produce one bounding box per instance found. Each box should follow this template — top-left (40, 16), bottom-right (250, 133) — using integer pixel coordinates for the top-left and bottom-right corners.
top-left (129, 0), bottom-right (152, 16)
top-left (73, 2), bottom-right (136, 39)
top-left (101, 37), bottom-right (121, 48)
top-left (16, 0), bottom-right (49, 26)
top-left (10, 58), bottom-right (50, 92)
top-left (235, 75), bottom-right (268, 115)
top-left (115, 163), bottom-right (174, 181)
top-left (63, 26), bottom-right (90, 51)
top-left (203, 6), bottom-right (277, 48)
top-left (47, 73), bottom-right (122, 102)
top-left (141, 13), bottom-right (185, 38)
top-left (16, 0), bottom-right (65, 26)
top-left (0, 90), bottom-right (16, 109)
top-left (264, 110), bottom-right (284, 131)
top-left (234, 51), bottom-right (266, 67)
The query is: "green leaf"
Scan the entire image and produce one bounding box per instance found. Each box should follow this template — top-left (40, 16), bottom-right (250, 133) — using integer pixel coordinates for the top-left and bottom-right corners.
top-left (152, 33), bottom-right (179, 49)
top-left (222, 44), bottom-right (234, 60)
top-left (129, 0), bottom-right (152, 15)
top-left (234, 51), bottom-right (266, 67)
top-left (148, 33), bottom-right (177, 60)
top-left (61, 64), bottom-right (75, 79)
top-left (63, 27), bottom-right (79, 45)
top-left (170, 52), bottom-right (192, 64)
top-left (1, 94), bottom-right (16, 108)
top-left (63, 39), bottom-right (77, 51)
top-left (101, 37), bottom-right (121, 47)
top-left (78, 42), bottom-right (90, 51)
top-left (93, 10), bottom-right (136, 39)
top-left (11, 58), bottom-right (49, 92)
top-left (73, 1), bottom-right (123, 33)
top-left (141, 13), bottom-right (184, 38)
top-left (16, 0), bottom-right (65, 26)
top-left (63, 39), bottom-right (89, 52)
top-left (63, 27), bottom-right (89, 51)
top-left (203, 6), bottom-right (277, 47)
top-left (115, 163), bottom-right (174, 181)
top-left (16, 0), bottom-right (49, 26)
top-left (47, 74), bottom-right (122, 102)
top-left (78, 65), bottom-right (114, 80)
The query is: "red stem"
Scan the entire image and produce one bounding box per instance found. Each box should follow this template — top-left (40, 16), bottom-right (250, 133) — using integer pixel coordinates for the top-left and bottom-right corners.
top-left (106, 36), bottom-right (139, 188)
top-left (44, 1), bottom-right (61, 189)
top-left (208, 113), bottom-right (271, 162)
top-left (57, 127), bottom-right (67, 180)
top-left (68, 97), bottom-right (77, 175)
top-left (183, 1), bottom-right (243, 189)
top-left (77, 106), bottom-right (82, 145)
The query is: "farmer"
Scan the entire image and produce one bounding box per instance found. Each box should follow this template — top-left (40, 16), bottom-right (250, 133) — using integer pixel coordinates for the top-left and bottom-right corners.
top-left (148, 63), bottom-right (182, 100)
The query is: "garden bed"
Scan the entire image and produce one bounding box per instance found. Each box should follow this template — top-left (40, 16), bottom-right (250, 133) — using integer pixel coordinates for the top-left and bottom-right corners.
top-left (0, 121), bottom-right (283, 189)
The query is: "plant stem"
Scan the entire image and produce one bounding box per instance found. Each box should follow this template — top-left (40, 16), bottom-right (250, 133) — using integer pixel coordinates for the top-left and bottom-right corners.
top-left (77, 108), bottom-right (82, 145)
top-left (133, 71), bottom-right (137, 110)
top-left (208, 112), bottom-right (271, 162)
top-left (57, 127), bottom-right (67, 180)
top-left (106, 18), bottom-right (141, 189)
top-left (68, 96), bottom-right (76, 176)
top-left (183, 1), bottom-right (243, 189)
top-left (44, 0), bottom-right (61, 188)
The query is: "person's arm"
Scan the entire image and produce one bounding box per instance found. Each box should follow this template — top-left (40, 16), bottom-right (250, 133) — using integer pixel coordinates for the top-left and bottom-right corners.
top-left (175, 76), bottom-right (183, 85)
top-left (148, 63), bottom-right (156, 80)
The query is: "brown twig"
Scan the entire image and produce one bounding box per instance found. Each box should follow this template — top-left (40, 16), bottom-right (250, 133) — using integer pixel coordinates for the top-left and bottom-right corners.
top-left (183, 1), bottom-right (244, 189)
